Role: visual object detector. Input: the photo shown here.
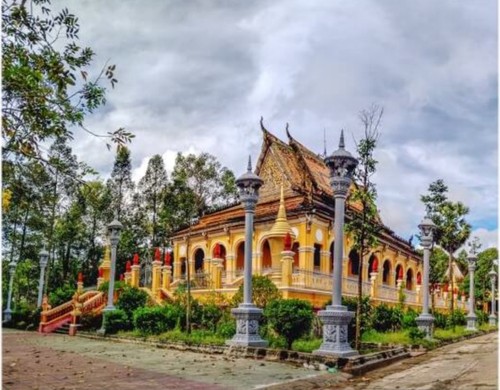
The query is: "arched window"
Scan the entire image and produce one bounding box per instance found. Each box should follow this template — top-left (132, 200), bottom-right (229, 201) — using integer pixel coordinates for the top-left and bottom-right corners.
top-left (382, 260), bottom-right (391, 284)
top-left (212, 244), bottom-right (227, 269)
top-left (314, 244), bottom-right (321, 271)
top-left (236, 242), bottom-right (245, 272)
top-left (262, 240), bottom-right (272, 269)
top-left (406, 268), bottom-right (414, 290)
top-left (348, 249), bottom-right (359, 276)
top-left (194, 248), bottom-right (205, 272)
top-left (368, 254), bottom-right (379, 275)
top-left (292, 242), bottom-right (300, 268)
top-left (395, 264), bottom-right (403, 287)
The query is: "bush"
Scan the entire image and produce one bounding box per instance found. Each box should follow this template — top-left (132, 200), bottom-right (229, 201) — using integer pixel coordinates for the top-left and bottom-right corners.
top-left (371, 304), bottom-right (403, 332)
top-left (402, 308), bottom-right (419, 329)
top-left (232, 275), bottom-right (281, 308)
top-left (342, 296), bottom-right (373, 340)
top-left (201, 303), bottom-right (223, 332)
top-left (265, 299), bottom-right (313, 350)
top-left (216, 319), bottom-right (236, 338)
top-left (433, 311), bottom-right (448, 329)
top-left (408, 327), bottom-right (426, 342)
top-left (116, 286), bottom-right (148, 319)
top-left (80, 312), bottom-right (102, 331)
top-left (49, 284), bottom-right (75, 307)
top-left (8, 305), bottom-right (41, 330)
top-left (98, 280), bottom-right (126, 294)
top-left (133, 305), bottom-right (180, 335)
top-left (104, 309), bottom-right (129, 334)
top-left (447, 310), bottom-right (466, 327)
top-left (475, 310), bottom-right (489, 325)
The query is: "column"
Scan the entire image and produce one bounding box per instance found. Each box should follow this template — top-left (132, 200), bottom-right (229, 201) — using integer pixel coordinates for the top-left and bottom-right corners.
top-left (489, 268), bottom-right (497, 326)
top-left (466, 253), bottom-right (477, 331)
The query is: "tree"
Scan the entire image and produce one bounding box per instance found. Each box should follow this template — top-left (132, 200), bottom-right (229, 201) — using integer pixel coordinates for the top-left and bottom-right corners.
top-left (265, 299), bottom-right (313, 350)
top-left (231, 275), bottom-right (281, 308)
top-left (345, 104), bottom-right (383, 350)
top-left (138, 155), bottom-right (168, 247)
top-left (421, 180), bottom-right (471, 314)
top-left (170, 152), bottom-right (238, 217)
top-left (2, 0), bottom-right (133, 168)
top-left (107, 147), bottom-right (134, 221)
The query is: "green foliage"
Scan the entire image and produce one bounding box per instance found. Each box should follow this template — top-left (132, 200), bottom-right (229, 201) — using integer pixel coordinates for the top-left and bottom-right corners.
top-left (475, 309), bottom-right (489, 325)
top-left (116, 286), bottom-right (148, 319)
top-left (6, 304), bottom-right (41, 331)
top-left (49, 284), bottom-right (75, 307)
top-left (408, 327), bottom-right (426, 342)
top-left (433, 311), bottom-right (448, 329)
top-left (265, 299), bottom-right (313, 350)
top-left (402, 308), bottom-right (418, 329)
top-left (158, 329), bottom-right (225, 346)
top-left (215, 319), bottom-right (236, 338)
top-left (433, 327), bottom-right (475, 341)
top-left (447, 310), bottom-right (466, 327)
top-left (292, 337), bottom-right (322, 353)
top-left (97, 280), bottom-right (126, 293)
top-left (200, 303), bottom-right (223, 332)
top-left (371, 304), bottom-right (403, 332)
top-left (79, 312), bottom-right (102, 331)
top-left (133, 305), bottom-right (180, 335)
top-left (104, 309), bottom-right (129, 334)
top-left (232, 275), bottom-right (281, 309)
top-left (342, 296), bottom-right (373, 340)
top-left (361, 329), bottom-right (410, 345)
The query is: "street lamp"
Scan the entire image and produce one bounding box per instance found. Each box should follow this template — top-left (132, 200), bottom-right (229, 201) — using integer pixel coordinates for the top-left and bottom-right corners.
top-left (314, 130), bottom-right (359, 357)
top-left (226, 156), bottom-right (268, 347)
top-left (37, 247), bottom-right (49, 308)
top-left (466, 253), bottom-right (477, 331)
top-left (98, 215), bottom-right (123, 334)
top-left (416, 215), bottom-right (436, 338)
top-left (3, 260), bottom-right (18, 322)
top-left (488, 264), bottom-right (497, 326)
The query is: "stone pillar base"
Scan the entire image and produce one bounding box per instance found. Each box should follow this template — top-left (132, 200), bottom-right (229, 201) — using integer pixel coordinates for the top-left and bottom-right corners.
top-left (226, 304), bottom-right (268, 347)
top-left (416, 314), bottom-right (434, 339)
top-left (313, 305), bottom-right (358, 357)
top-left (489, 314), bottom-right (497, 327)
top-left (69, 324), bottom-right (79, 336)
top-left (466, 314), bottom-right (477, 331)
top-left (3, 309), bottom-right (12, 323)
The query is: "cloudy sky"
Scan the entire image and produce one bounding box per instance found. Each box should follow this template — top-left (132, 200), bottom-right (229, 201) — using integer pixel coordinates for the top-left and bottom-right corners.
top-left (61, 1), bottom-right (497, 249)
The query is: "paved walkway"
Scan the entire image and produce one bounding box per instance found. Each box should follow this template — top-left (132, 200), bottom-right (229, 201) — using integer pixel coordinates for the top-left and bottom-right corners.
top-left (2, 329), bottom-right (331, 389)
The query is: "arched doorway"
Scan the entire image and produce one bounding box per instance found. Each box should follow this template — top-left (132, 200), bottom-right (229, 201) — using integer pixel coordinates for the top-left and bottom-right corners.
top-left (406, 268), bottom-right (414, 290)
top-left (368, 254), bottom-right (379, 276)
top-left (236, 242), bottom-right (245, 275)
top-left (348, 249), bottom-right (359, 276)
top-left (395, 264), bottom-right (403, 287)
top-left (292, 242), bottom-right (300, 268)
top-left (382, 260), bottom-right (391, 284)
top-left (314, 244), bottom-right (322, 271)
top-left (194, 248), bottom-right (205, 273)
top-left (212, 244), bottom-right (227, 270)
top-left (262, 240), bottom-right (272, 270)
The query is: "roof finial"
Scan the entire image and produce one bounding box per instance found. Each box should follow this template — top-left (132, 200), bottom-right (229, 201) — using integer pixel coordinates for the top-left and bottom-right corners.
top-left (247, 155), bottom-right (252, 172)
top-left (339, 129), bottom-right (345, 149)
top-left (323, 128), bottom-right (327, 157)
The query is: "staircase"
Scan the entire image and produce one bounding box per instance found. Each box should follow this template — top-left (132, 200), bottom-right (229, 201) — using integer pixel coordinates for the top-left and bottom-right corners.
top-left (39, 290), bottom-right (105, 335)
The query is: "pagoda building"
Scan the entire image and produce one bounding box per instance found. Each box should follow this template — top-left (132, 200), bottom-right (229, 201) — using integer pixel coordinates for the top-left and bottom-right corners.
top-left (169, 122), bottom-right (437, 309)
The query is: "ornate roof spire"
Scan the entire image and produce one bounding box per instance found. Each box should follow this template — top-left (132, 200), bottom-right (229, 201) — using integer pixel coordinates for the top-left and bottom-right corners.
top-left (339, 129), bottom-right (345, 149)
top-left (247, 155), bottom-right (252, 172)
top-left (268, 185), bottom-right (295, 238)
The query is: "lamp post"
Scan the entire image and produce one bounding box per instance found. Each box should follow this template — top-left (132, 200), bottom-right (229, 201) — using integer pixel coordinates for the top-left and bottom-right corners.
top-left (37, 247), bottom-right (49, 307)
top-left (226, 156), bottom-right (268, 347)
top-left (488, 265), bottom-right (497, 326)
top-left (466, 253), bottom-right (477, 331)
top-left (98, 215), bottom-right (123, 334)
top-left (3, 260), bottom-right (18, 322)
top-left (416, 215), bottom-right (435, 338)
top-left (314, 130), bottom-right (358, 357)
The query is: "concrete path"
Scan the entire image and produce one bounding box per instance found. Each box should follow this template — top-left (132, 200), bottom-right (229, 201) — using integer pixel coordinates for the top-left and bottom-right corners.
top-left (268, 331), bottom-right (497, 390)
top-left (2, 329), bottom-right (333, 389)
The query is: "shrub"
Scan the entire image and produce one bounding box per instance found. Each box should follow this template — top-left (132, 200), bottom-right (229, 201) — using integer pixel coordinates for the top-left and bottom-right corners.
top-left (8, 304), bottom-right (41, 330)
top-left (408, 327), bottom-right (426, 342)
top-left (475, 310), bottom-right (489, 325)
top-left (265, 299), bottom-right (313, 350)
top-left (98, 280), bottom-right (126, 294)
top-left (201, 303), bottom-right (223, 332)
top-left (402, 308), bottom-right (419, 329)
top-left (133, 305), bottom-right (180, 335)
top-left (342, 296), bottom-right (373, 340)
top-left (49, 284), bottom-right (75, 307)
top-left (371, 304), bottom-right (403, 332)
top-left (447, 310), bottom-right (466, 327)
top-left (104, 309), bottom-right (129, 334)
top-left (116, 286), bottom-right (148, 319)
top-left (232, 276), bottom-right (281, 308)
top-left (216, 319), bottom-right (236, 338)
top-left (433, 311), bottom-right (448, 329)
top-left (80, 312), bottom-right (102, 331)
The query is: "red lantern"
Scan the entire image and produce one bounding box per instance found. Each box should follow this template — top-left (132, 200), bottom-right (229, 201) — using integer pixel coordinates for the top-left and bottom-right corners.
top-left (165, 252), bottom-right (171, 266)
top-left (154, 247), bottom-right (161, 262)
top-left (371, 257), bottom-right (379, 273)
top-left (98, 267), bottom-right (103, 278)
top-left (284, 232), bottom-right (292, 251)
top-left (125, 260), bottom-right (132, 272)
top-left (133, 253), bottom-right (140, 265)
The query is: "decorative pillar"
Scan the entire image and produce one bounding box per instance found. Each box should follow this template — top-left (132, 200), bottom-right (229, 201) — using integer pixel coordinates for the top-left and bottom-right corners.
top-left (162, 251), bottom-right (172, 291)
top-left (131, 254), bottom-right (140, 288)
top-left (37, 248), bottom-right (49, 307)
top-left (98, 215), bottom-right (123, 335)
top-left (466, 252), bottom-right (477, 331)
top-left (226, 156), bottom-right (268, 347)
top-left (151, 248), bottom-right (162, 296)
top-left (489, 266), bottom-right (497, 326)
top-left (211, 258), bottom-right (223, 289)
top-left (225, 255), bottom-right (235, 284)
top-left (124, 261), bottom-right (132, 286)
top-left (101, 245), bottom-right (111, 282)
top-left (77, 272), bottom-right (84, 294)
top-left (69, 291), bottom-right (82, 336)
top-left (281, 233), bottom-right (294, 295)
top-left (416, 215), bottom-right (435, 338)
top-left (3, 260), bottom-right (17, 322)
top-left (314, 130), bottom-right (358, 357)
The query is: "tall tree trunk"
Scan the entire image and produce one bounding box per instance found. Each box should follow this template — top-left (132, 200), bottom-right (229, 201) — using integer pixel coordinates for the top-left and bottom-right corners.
top-left (45, 169), bottom-right (59, 295)
top-left (18, 204), bottom-right (31, 263)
